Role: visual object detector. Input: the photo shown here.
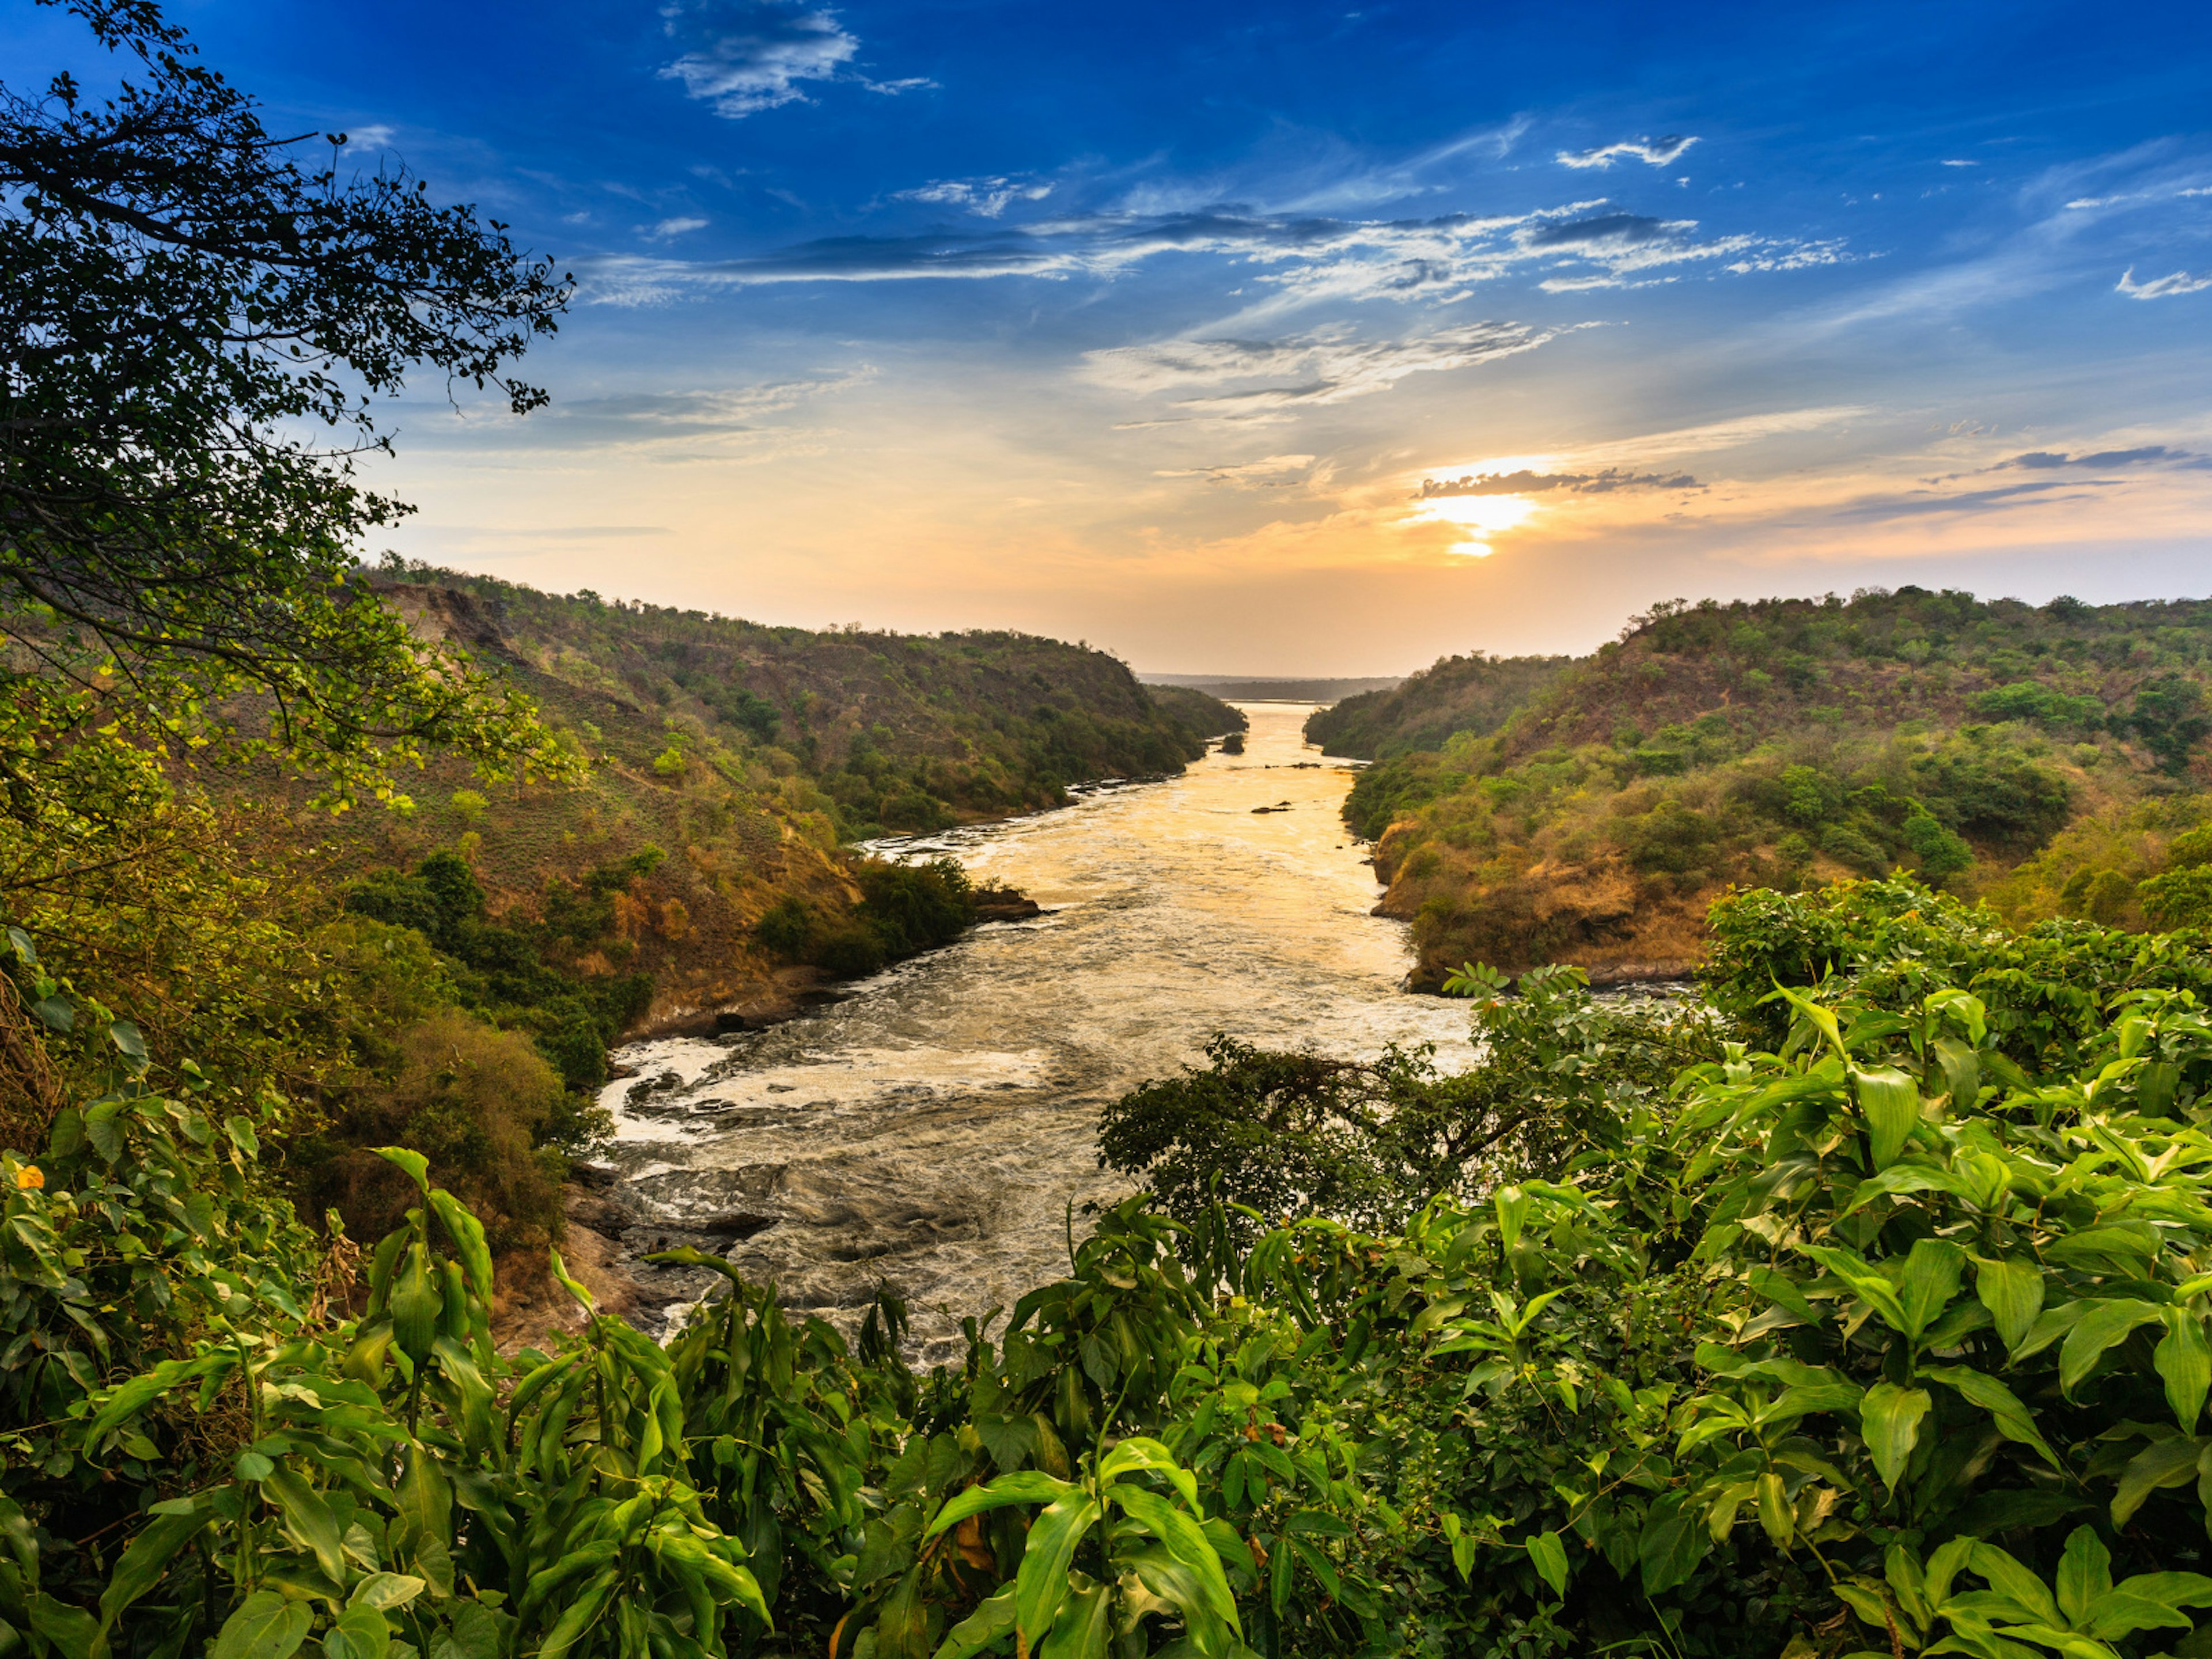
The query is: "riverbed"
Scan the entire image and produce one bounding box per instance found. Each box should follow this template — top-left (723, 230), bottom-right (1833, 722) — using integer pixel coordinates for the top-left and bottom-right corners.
top-left (596, 702), bottom-right (1474, 1363)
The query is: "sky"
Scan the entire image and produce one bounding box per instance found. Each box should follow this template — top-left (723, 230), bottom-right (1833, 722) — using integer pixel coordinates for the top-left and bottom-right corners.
top-left (26, 0), bottom-right (2212, 671)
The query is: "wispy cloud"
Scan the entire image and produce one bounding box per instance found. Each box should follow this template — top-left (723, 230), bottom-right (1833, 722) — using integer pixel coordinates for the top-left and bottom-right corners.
top-left (1085, 322), bottom-right (1554, 420)
top-left (1556, 135), bottom-right (1699, 171)
top-left (1999, 444), bottom-right (2209, 469)
top-left (896, 176), bottom-right (1054, 218)
top-left (2118, 266), bottom-right (2212, 298)
top-left (1417, 468), bottom-right (1698, 498)
top-left (1154, 454), bottom-right (1319, 487)
top-left (579, 198), bottom-right (1846, 306)
top-left (646, 216), bottom-right (710, 238)
top-left (408, 370), bottom-right (878, 456)
top-left (340, 123), bottom-right (396, 154)
top-left (658, 0), bottom-right (861, 116)
top-left (1832, 478), bottom-right (2113, 520)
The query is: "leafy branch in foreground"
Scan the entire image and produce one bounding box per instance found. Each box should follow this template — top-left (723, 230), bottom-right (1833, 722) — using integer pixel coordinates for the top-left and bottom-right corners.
top-left (0, 0), bottom-right (576, 797)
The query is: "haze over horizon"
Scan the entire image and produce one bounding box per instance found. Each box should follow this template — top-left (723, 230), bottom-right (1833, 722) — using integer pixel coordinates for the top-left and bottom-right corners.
top-left (33, 0), bottom-right (2209, 675)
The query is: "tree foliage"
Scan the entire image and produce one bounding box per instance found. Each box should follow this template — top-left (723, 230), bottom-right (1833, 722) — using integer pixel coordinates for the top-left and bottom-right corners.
top-left (0, 0), bottom-right (571, 795)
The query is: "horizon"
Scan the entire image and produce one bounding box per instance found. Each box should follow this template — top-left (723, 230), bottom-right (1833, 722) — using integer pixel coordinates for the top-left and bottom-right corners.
top-left (30, 0), bottom-right (2210, 673)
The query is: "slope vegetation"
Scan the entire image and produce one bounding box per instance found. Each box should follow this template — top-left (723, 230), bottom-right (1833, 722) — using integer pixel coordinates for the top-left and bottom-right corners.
top-left (286, 569), bottom-right (1243, 1032)
top-left (1304, 651), bottom-right (1573, 757)
top-left (1323, 588), bottom-right (2212, 986)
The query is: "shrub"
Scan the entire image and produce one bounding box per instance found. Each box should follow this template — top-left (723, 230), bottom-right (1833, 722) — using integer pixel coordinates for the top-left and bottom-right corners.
top-left (1612, 798), bottom-right (1719, 875)
top-left (311, 1010), bottom-right (567, 1253)
top-left (2117, 672), bottom-right (2212, 774)
top-left (2141, 865), bottom-right (2212, 930)
top-left (1820, 820), bottom-right (1889, 873)
top-left (1969, 679), bottom-right (2105, 729)
top-left (1903, 808), bottom-right (1972, 881)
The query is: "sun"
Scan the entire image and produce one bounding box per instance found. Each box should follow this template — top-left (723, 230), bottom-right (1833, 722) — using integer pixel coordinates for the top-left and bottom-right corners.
top-left (1412, 491), bottom-right (1540, 557)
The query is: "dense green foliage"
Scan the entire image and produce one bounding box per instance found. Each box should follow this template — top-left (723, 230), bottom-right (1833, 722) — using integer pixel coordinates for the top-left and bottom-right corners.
top-left (1324, 588), bottom-right (2212, 986)
top-left (16, 879), bottom-right (2212, 1659)
top-left (753, 857), bottom-right (983, 979)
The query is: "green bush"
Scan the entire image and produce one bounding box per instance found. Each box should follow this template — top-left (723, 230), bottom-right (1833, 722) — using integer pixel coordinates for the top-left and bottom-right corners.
top-left (1613, 798), bottom-right (1721, 875)
top-left (310, 1009), bottom-right (568, 1253)
top-left (1903, 808), bottom-right (1973, 881)
top-left (2141, 865), bottom-right (2212, 930)
top-left (1970, 680), bottom-right (2105, 729)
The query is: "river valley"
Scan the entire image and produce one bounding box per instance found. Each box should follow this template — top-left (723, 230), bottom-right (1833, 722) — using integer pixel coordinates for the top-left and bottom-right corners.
top-left (593, 703), bottom-right (1475, 1363)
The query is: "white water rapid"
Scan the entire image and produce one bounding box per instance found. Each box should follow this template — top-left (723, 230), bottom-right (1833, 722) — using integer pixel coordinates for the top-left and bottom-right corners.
top-left (594, 702), bottom-right (1474, 1362)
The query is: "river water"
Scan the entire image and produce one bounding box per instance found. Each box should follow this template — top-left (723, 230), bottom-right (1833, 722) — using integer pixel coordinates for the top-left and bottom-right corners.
top-left (597, 703), bottom-right (1475, 1363)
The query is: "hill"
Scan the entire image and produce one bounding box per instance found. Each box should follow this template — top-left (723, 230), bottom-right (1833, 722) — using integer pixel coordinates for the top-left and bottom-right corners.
top-left (1321, 587), bottom-right (2212, 987)
top-left (251, 567), bottom-right (1243, 1034)
top-left (1303, 652), bottom-right (1574, 757)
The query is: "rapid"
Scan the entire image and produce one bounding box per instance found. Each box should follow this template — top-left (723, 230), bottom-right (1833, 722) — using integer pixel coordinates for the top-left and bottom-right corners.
top-left (595, 702), bottom-right (1475, 1362)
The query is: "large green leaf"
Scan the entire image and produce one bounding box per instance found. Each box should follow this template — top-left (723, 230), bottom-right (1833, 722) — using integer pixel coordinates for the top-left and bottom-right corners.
top-left (2155, 1308), bottom-right (2211, 1433)
top-left (1637, 1495), bottom-right (1710, 1596)
top-left (1899, 1238), bottom-right (1967, 1340)
top-left (1931, 1035), bottom-right (1980, 1108)
top-left (934, 1585), bottom-right (1017, 1659)
top-left (1975, 1256), bottom-right (2045, 1354)
top-left (1013, 1492), bottom-right (1101, 1646)
top-left (263, 1467), bottom-right (347, 1586)
top-left (535, 1567), bottom-right (616, 1659)
top-left (2081, 1596), bottom-right (2192, 1642)
top-left (1854, 1066), bottom-right (1923, 1169)
top-left (209, 1590), bottom-right (312, 1659)
top-left (427, 1190), bottom-right (495, 1308)
top-left (1965, 1542), bottom-right (2062, 1626)
top-left (1528, 1531), bottom-right (1569, 1598)
top-left (1097, 1437), bottom-right (1200, 1513)
top-left (923, 1471), bottom-right (1074, 1540)
top-left (1921, 1366), bottom-right (2059, 1470)
top-left (95, 1507), bottom-right (207, 1633)
top-left (1804, 1247), bottom-right (1911, 1334)
top-left (1859, 1382), bottom-right (1932, 1490)
top-left (328, 1607), bottom-right (391, 1659)
top-left (1112, 1486), bottom-right (1240, 1630)
top-left (2111, 1434), bottom-right (2209, 1525)
top-left (2058, 1301), bottom-right (2166, 1395)
top-left (28, 1595), bottom-right (99, 1659)
top-left (374, 1146), bottom-right (431, 1196)
top-left (2055, 1527), bottom-right (2111, 1628)
top-left (85, 1354), bottom-right (223, 1441)
top-left (1037, 1578), bottom-right (1110, 1659)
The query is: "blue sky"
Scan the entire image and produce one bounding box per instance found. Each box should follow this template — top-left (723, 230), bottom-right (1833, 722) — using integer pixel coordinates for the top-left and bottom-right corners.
top-left (43, 0), bottom-right (2212, 670)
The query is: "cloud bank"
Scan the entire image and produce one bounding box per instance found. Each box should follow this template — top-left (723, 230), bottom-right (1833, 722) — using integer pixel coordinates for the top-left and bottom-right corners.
top-left (578, 197), bottom-right (1847, 306)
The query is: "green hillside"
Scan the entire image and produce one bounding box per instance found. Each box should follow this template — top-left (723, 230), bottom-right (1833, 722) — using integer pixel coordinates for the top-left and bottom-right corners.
top-left (265, 567), bottom-right (1244, 1032)
top-left (1304, 652), bottom-right (1573, 758)
top-left (1317, 587), bottom-right (2212, 986)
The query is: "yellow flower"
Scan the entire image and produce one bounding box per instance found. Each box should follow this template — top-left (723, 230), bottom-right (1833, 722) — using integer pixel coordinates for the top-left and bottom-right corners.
top-left (15, 1165), bottom-right (44, 1190)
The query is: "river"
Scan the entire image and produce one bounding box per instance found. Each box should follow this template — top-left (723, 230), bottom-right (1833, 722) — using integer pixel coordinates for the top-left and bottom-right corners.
top-left (596, 702), bottom-right (1475, 1363)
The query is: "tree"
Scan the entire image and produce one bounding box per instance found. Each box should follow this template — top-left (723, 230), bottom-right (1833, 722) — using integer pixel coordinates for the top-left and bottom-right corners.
top-left (0, 0), bottom-right (573, 797)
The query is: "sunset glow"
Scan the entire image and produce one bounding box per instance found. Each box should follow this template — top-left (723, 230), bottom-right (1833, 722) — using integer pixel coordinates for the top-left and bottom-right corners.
top-left (153, 0), bottom-right (2212, 671)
